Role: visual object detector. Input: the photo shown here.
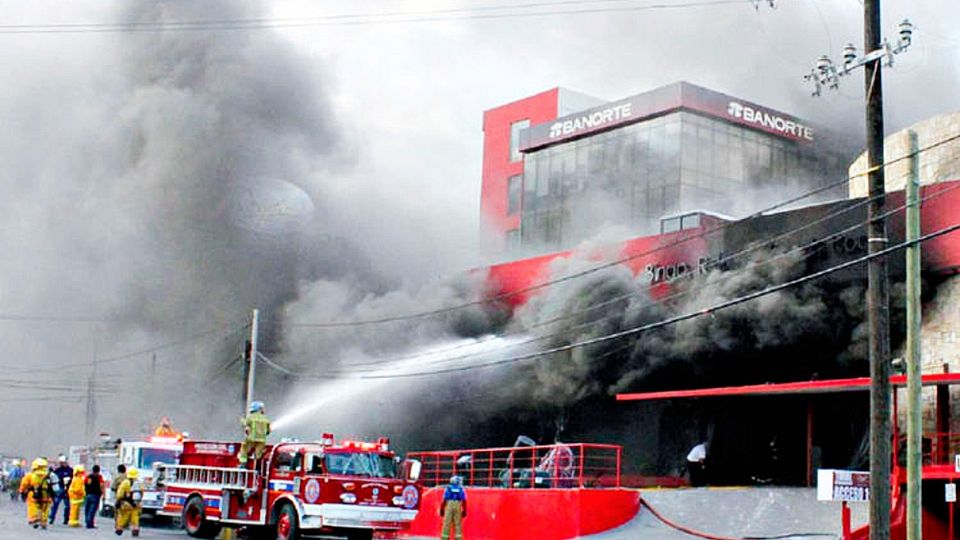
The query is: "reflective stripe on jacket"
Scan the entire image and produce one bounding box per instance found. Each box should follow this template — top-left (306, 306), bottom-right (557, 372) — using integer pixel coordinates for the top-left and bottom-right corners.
top-left (244, 412), bottom-right (271, 442)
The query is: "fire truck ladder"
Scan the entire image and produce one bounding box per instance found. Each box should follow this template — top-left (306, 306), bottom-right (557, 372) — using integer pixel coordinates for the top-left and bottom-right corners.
top-left (158, 465), bottom-right (259, 491)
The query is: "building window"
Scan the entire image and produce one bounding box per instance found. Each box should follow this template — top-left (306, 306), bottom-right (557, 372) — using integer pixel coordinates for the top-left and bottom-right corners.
top-left (505, 228), bottom-right (521, 251)
top-left (661, 216), bottom-right (682, 234)
top-left (510, 119), bottom-right (531, 162)
top-left (507, 175), bottom-right (522, 214)
top-left (680, 213), bottom-right (701, 229)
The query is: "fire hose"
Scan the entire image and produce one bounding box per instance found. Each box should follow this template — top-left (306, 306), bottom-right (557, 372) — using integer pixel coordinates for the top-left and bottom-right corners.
top-left (639, 497), bottom-right (838, 540)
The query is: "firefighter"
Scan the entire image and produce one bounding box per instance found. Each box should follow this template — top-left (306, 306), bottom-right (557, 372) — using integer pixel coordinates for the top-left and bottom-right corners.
top-left (440, 475), bottom-right (467, 540)
top-left (110, 464), bottom-right (127, 499)
top-left (114, 468), bottom-right (143, 537)
top-left (238, 401), bottom-right (271, 466)
top-left (18, 458), bottom-right (56, 529)
top-left (67, 465), bottom-right (86, 527)
top-left (154, 416), bottom-right (177, 437)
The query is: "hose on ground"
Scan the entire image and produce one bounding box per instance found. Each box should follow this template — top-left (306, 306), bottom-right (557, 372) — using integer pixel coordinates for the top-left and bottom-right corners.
top-left (640, 497), bottom-right (838, 540)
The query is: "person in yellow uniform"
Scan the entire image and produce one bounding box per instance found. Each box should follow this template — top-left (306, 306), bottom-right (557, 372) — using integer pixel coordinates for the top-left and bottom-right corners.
top-left (238, 401), bottom-right (271, 466)
top-left (18, 458), bottom-right (56, 529)
top-left (114, 468), bottom-right (142, 537)
top-left (154, 417), bottom-right (177, 437)
top-left (67, 464), bottom-right (86, 527)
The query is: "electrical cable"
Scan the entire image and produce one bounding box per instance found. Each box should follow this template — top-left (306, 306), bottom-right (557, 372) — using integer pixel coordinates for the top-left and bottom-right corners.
top-left (327, 190), bottom-right (885, 369)
top-left (261, 220), bottom-right (960, 380)
top-left (2, 321), bottom-right (249, 375)
top-left (0, 0), bottom-right (752, 34)
top-left (278, 130), bottom-right (960, 330)
top-left (281, 178), bottom-right (848, 329)
top-left (283, 179), bottom-right (960, 374)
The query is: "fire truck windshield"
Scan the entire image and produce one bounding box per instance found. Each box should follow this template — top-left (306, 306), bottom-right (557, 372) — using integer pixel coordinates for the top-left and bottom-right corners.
top-left (138, 448), bottom-right (180, 470)
top-left (324, 452), bottom-right (397, 478)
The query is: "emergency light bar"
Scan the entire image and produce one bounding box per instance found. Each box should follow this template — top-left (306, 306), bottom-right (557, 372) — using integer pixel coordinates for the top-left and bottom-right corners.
top-left (342, 440), bottom-right (380, 451)
top-left (321, 433), bottom-right (335, 446)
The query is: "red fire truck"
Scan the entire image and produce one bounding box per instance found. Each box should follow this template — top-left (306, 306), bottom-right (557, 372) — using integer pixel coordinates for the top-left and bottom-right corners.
top-left (156, 434), bottom-right (422, 540)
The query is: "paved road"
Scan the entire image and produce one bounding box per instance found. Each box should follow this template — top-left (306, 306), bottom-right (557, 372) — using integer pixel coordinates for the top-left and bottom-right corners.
top-left (0, 497), bottom-right (182, 540)
top-left (587, 487), bottom-right (870, 539)
top-left (0, 487), bottom-right (870, 540)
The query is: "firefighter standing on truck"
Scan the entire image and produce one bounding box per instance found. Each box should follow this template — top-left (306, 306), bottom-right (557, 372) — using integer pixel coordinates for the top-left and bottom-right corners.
top-left (154, 416), bottom-right (177, 437)
top-left (238, 401), bottom-right (271, 466)
top-left (114, 468), bottom-right (143, 537)
top-left (18, 458), bottom-right (56, 529)
top-left (440, 475), bottom-right (467, 540)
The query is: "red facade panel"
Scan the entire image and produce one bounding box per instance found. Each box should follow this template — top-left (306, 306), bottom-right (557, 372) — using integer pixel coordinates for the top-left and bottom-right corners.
top-left (480, 89), bottom-right (561, 254)
top-left (483, 228), bottom-right (711, 308)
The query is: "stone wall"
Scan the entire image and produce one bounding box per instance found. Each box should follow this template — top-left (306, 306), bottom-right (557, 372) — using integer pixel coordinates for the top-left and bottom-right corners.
top-left (894, 274), bottom-right (960, 458)
top-left (849, 112), bottom-right (960, 198)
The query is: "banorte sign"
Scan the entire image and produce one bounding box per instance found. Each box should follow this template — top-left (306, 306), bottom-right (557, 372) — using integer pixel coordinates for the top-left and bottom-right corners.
top-left (520, 83), bottom-right (817, 152)
top-left (548, 103), bottom-right (633, 139)
top-left (725, 101), bottom-right (814, 142)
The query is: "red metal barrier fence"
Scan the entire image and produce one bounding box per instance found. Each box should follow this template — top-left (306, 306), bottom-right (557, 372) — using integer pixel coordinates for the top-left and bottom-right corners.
top-left (923, 432), bottom-right (960, 465)
top-left (407, 443), bottom-right (622, 489)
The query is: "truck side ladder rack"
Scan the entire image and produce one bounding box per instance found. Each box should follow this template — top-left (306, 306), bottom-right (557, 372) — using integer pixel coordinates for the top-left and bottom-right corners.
top-left (158, 464), bottom-right (259, 491)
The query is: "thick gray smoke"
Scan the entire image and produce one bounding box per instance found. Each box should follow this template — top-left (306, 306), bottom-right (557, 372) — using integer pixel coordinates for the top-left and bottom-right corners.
top-left (506, 248), bottom-right (867, 410)
top-left (0, 1), bottom-right (390, 455)
top-left (0, 1), bottom-right (503, 457)
top-left (0, 2), bottom-right (340, 450)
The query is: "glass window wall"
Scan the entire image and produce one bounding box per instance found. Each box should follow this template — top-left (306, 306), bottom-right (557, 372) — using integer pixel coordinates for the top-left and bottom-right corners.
top-left (519, 111), bottom-right (823, 252)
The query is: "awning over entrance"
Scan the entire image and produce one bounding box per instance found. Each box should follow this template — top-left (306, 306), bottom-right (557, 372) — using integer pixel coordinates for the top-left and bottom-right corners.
top-left (616, 373), bottom-right (960, 401)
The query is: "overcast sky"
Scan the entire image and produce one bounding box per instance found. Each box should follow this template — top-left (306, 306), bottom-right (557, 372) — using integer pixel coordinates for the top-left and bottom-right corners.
top-left (273, 0), bottom-right (960, 272)
top-left (3, 0), bottom-right (958, 279)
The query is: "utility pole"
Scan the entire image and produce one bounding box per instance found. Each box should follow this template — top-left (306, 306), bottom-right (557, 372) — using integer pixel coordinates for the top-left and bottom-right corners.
top-left (804, 9), bottom-right (915, 540)
top-left (863, 0), bottom-right (893, 540)
top-left (84, 325), bottom-right (101, 438)
top-left (904, 130), bottom-right (922, 540)
top-left (244, 308), bottom-right (260, 414)
top-left (864, 2), bottom-right (892, 538)
top-left (150, 353), bottom-right (157, 418)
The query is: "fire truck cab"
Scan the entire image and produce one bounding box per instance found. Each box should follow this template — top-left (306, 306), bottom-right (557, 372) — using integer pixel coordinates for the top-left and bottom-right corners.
top-left (106, 436), bottom-right (183, 517)
top-left (157, 435), bottom-right (421, 540)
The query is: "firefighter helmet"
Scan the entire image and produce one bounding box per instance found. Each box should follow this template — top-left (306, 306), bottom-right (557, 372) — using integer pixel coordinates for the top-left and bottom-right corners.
top-left (248, 401), bottom-right (265, 414)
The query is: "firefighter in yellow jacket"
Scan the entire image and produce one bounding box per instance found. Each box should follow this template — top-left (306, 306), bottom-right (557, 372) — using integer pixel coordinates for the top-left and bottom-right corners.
top-left (238, 401), bottom-right (271, 466)
top-left (18, 458), bottom-right (56, 529)
top-left (114, 468), bottom-right (143, 537)
top-left (67, 465), bottom-right (86, 527)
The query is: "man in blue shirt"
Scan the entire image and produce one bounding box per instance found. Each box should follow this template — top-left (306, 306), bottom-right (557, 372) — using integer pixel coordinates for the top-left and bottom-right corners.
top-left (48, 455), bottom-right (73, 525)
top-left (6, 460), bottom-right (25, 501)
top-left (440, 475), bottom-right (467, 540)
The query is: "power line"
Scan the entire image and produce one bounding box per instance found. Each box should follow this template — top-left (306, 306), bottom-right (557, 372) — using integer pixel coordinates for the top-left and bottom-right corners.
top-left (308, 221), bottom-right (960, 379)
top-left (338, 188), bottom-right (891, 370)
top-left (0, 0), bottom-right (751, 34)
top-left (336, 182), bottom-right (959, 374)
top-left (3, 321), bottom-right (249, 374)
top-left (279, 131), bottom-right (960, 330)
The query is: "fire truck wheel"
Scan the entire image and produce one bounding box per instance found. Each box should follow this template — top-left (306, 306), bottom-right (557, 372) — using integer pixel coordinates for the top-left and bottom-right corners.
top-left (182, 495), bottom-right (222, 539)
top-left (275, 503), bottom-right (300, 540)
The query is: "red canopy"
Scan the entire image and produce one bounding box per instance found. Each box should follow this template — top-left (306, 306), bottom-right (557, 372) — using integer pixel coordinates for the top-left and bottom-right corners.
top-left (616, 373), bottom-right (960, 401)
